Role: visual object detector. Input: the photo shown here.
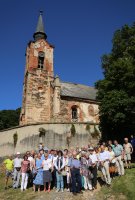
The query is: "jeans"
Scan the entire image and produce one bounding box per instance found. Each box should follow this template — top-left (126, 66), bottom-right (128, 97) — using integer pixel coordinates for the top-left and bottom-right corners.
top-left (13, 168), bottom-right (21, 188)
top-left (21, 173), bottom-right (28, 190)
top-left (71, 168), bottom-right (82, 193)
top-left (56, 171), bottom-right (64, 190)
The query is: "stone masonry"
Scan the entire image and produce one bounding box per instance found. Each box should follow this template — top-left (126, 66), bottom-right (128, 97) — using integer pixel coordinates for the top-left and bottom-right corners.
top-left (20, 12), bottom-right (99, 126)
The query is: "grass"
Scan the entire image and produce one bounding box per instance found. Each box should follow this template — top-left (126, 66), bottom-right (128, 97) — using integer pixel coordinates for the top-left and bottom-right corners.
top-left (0, 173), bottom-right (37, 200)
top-left (0, 167), bottom-right (135, 200)
top-left (97, 167), bottom-right (135, 200)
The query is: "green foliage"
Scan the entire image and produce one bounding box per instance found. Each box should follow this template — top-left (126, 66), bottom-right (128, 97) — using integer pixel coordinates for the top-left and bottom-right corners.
top-left (91, 125), bottom-right (100, 138)
top-left (70, 124), bottom-right (76, 137)
top-left (96, 23), bottom-right (135, 141)
top-left (13, 132), bottom-right (18, 148)
top-left (86, 124), bottom-right (90, 132)
top-left (39, 127), bottom-right (46, 137)
top-left (0, 108), bottom-right (21, 130)
top-left (98, 168), bottom-right (135, 200)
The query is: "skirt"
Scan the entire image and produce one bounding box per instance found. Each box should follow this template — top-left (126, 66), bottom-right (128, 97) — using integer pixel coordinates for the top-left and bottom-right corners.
top-left (33, 171), bottom-right (43, 185)
top-left (43, 170), bottom-right (52, 183)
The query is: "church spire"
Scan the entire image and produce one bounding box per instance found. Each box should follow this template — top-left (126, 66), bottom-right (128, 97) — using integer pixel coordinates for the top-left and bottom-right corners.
top-left (33, 11), bottom-right (47, 41)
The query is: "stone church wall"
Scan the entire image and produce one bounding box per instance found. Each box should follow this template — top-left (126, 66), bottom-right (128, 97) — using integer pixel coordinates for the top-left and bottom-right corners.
top-left (0, 123), bottom-right (100, 156)
top-left (58, 98), bottom-right (99, 123)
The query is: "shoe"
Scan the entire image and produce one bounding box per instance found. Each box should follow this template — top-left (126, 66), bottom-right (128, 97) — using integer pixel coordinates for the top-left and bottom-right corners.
top-left (73, 192), bottom-right (77, 196)
top-left (4, 187), bottom-right (7, 190)
top-left (61, 189), bottom-right (64, 192)
top-left (78, 191), bottom-right (83, 194)
top-left (56, 189), bottom-right (60, 192)
top-left (67, 188), bottom-right (70, 192)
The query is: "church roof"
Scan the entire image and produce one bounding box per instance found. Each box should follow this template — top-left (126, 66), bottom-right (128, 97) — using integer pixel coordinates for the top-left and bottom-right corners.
top-left (33, 11), bottom-right (47, 41)
top-left (60, 81), bottom-right (97, 101)
top-left (35, 11), bottom-right (45, 33)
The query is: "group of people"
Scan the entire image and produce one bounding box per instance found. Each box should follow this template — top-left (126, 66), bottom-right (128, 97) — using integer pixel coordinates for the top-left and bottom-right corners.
top-left (3, 137), bottom-right (134, 195)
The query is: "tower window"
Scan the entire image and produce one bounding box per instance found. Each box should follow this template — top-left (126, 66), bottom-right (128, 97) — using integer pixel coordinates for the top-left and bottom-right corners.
top-left (71, 106), bottom-right (78, 120)
top-left (38, 51), bottom-right (45, 69)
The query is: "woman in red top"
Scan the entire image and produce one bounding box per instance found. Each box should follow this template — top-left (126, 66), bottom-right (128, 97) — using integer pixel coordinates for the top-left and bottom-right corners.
top-left (21, 155), bottom-right (30, 191)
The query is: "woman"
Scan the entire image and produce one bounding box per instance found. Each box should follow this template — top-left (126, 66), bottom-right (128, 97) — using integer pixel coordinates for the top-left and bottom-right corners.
top-left (54, 150), bottom-right (65, 192)
top-left (42, 151), bottom-right (53, 192)
top-left (21, 155), bottom-right (30, 191)
top-left (33, 153), bottom-right (43, 192)
top-left (80, 152), bottom-right (92, 190)
top-left (108, 146), bottom-right (116, 178)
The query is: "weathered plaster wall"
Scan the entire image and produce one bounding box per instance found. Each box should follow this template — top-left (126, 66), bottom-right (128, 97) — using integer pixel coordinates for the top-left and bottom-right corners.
top-left (0, 123), bottom-right (100, 156)
top-left (58, 98), bottom-right (99, 123)
top-left (20, 39), bottom-right (54, 126)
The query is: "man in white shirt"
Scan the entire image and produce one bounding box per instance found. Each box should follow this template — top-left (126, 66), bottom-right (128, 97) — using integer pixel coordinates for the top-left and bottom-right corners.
top-left (89, 147), bottom-right (98, 189)
top-left (52, 150), bottom-right (58, 189)
top-left (99, 145), bottom-right (111, 185)
top-left (13, 152), bottom-right (22, 189)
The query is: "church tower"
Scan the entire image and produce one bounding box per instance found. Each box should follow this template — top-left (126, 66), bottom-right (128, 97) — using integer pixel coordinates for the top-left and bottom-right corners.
top-left (20, 12), bottom-right (54, 125)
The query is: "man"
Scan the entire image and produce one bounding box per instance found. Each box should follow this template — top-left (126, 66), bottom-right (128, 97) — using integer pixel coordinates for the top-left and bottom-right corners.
top-left (44, 147), bottom-right (51, 159)
top-left (68, 151), bottom-right (82, 195)
top-left (99, 145), bottom-right (111, 185)
top-left (113, 140), bottom-right (125, 176)
top-left (108, 140), bottom-right (115, 150)
top-left (89, 147), bottom-right (98, 189)
top-left (130, 135), bottom-right (135, 161)
top-left (123, 138), bottom-right (133, 169)
top-left (52, 149), bottom-right (58, 189)
top-left (3, 156), bottom-right (14, 189)
top-left (13, 152), bottom-right (22, 189)
top-left (27, 150), bottom-right (35, 187)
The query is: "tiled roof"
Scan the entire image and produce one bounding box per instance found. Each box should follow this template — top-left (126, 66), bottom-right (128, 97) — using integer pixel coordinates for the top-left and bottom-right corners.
top-left (60, 81), bottom-right (97, 101)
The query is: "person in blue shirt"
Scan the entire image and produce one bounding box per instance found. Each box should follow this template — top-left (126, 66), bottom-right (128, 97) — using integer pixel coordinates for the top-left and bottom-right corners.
top-left (113, 140), bottom-right (125, 176)
top-left (68, 151), bottom-right (82, 195)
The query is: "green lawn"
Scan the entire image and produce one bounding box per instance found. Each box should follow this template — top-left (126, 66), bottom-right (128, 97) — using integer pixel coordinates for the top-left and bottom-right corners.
top-left (0, 168), bottom-right (135, 200)
top-left (97, 167), bottom-right (135, 200)
top-left (0, 173), bottom-right (37, 200)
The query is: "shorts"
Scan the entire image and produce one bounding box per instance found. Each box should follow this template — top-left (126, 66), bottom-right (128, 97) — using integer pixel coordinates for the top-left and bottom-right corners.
top-left (124, 153), bottom-right (131, 161)
top-left (6, 170), bottom-right (13, 178)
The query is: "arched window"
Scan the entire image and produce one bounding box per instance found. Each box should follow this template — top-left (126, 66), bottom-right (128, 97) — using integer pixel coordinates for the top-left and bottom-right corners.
top-left (38, 51), bottom-right (45, 69)
top-left (71, 106), bottom-right (78, 120)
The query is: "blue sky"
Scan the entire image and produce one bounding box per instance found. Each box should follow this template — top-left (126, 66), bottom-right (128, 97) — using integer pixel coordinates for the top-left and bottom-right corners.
top-left (0, 0), bottom-right (135, 110)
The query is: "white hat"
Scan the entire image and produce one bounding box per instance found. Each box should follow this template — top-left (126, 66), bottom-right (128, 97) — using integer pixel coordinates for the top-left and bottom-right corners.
top-left (16, 152), bottom-right (20, 155)
top-left (88, 147), bottom-right (94, 151)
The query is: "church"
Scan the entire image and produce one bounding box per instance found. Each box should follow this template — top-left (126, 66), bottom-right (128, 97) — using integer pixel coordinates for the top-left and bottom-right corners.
top-left (0, 12), bottom-right (101, 156)
top-left (20, 12), bottom-right (99, 126)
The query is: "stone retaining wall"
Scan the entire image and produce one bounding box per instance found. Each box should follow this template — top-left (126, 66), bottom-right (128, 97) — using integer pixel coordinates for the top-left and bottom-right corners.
top-left (0, 123), bottom-right (100, 156)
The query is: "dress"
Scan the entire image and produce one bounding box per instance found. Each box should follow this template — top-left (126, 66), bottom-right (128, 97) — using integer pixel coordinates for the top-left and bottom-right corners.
top-left (33, 158), bottom-right (43, 185)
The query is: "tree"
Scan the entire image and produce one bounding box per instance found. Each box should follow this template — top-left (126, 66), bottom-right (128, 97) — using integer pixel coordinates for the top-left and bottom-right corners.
top-left (0, 108), bottom-right (21, 130)
top-left (95, 24), bottom-right (135, 141)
